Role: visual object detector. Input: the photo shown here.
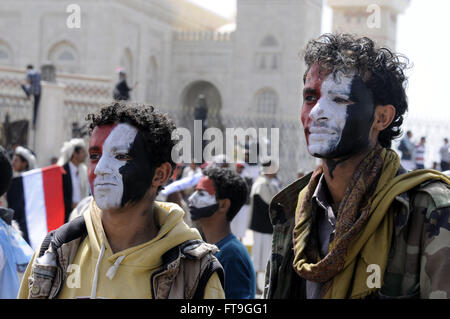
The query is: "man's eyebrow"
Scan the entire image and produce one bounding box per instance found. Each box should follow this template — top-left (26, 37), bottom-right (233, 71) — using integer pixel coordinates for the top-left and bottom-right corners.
top-left (303, 88), bottom-right (317, 95)
top-left (110, 145), bottom-right (132, 151)
top-left (327, 89), bottom-right (351, 96)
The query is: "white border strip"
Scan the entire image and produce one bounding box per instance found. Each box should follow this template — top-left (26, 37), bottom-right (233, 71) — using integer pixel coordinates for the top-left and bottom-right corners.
top-left (22, 169), bottom-right (47, 251)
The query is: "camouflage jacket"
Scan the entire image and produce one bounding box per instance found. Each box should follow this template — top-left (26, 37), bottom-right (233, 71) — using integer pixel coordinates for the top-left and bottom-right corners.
top-left (264, 169), bottom-right (450, 299)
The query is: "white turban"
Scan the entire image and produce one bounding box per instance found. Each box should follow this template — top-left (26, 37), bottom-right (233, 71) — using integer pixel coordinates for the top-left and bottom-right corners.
top-left (57, 138), bottom-right (86, 166)
top-left (259, 156), bottom-right (279, 175)
top-left (15, 146), bottom-right (36, 170)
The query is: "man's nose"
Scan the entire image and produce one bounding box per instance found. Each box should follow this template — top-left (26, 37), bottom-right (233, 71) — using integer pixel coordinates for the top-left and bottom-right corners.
top-left (94, 155), bottom-right (112, 176)
top-left (309, 98), bottom-right (328, 123)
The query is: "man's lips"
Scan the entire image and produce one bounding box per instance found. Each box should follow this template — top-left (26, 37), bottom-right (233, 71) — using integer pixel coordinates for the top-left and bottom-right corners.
top-left (308, 126), bottom-right (337, 135)
top-left (94, 182), bottom-right (117, 187)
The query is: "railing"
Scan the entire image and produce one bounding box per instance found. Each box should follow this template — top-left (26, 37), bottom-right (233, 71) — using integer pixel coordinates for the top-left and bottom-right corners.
top-left (0, 66), bottom-right (33, 124)
top-left (0, 66), bottom-right (113, 152)
top-left (173, 31), bottom-right (234, 42)
top-left (155, 105), bottom-right (316, 187)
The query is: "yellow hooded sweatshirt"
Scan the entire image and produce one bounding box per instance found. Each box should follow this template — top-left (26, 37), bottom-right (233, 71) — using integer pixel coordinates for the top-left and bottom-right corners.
top-left (18, 200), bottom-right (224, 299)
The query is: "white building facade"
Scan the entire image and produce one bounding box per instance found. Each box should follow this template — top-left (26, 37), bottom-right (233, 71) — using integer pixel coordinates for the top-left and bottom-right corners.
top-left (0, 0), bottom-right (409, 184)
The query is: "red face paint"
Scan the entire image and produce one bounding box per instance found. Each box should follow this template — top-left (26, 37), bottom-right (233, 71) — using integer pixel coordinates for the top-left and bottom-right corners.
top-left (88, 123), bottom-right (118, 194)
top-left (195, 176), bottom-right (216, 196)
top-left (301, 62), bottom-right (330, 146)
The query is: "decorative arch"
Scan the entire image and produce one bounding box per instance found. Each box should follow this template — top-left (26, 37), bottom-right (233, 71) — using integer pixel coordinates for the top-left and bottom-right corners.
top-left (260, 34), bottom-right (278, 47)
top-left (255, 34), bottom-right (281, 71)
top-left (48, 40), bottom-right (79, 73)
top-left (180, 80), bottom-right (223, 131)
top-left (254, 88), bottom-right (279, 128)
top-left (255, 88), bottom-right (278, 114)
top-left (0, 40), bottom-right (13, 66)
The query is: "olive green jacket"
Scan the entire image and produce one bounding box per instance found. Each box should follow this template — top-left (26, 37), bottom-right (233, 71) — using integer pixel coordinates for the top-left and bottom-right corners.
top-left (264, 169), bottom-right (450, 299)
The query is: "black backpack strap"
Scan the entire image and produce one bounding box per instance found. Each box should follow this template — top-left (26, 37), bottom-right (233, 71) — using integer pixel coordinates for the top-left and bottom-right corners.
top-left (38, 231), bottom-right (55, 257)
top-left (37, 215), bottom-right (86, 257)
top-left (193, 254), bottom-right (225, 299)
top-left (51, 215), bottom-right (86, 248)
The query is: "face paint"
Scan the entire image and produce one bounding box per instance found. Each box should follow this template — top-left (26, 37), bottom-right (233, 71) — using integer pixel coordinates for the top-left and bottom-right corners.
top-left (301, 63), bottom-right (375, 159)
top-left (88, 123), bottom-right (154, 211)
top-left (188, 176), bottom-right (218, 221)
top-left (88, 123), bottom-right (117, 193)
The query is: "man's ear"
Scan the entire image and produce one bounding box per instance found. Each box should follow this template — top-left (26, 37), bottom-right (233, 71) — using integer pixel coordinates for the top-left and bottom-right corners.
top-left (218, 198), bottom-right (231, 215)
top-left (152, 162), bottom-right (172, 189)
top-left (373, 104), bottom-right (396, 132)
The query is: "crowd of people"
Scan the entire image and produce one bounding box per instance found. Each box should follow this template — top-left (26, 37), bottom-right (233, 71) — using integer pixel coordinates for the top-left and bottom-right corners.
top-left (0, 33), bottom-right (449, 300)
top-left (398, 131), bottom-right (450, 173)
top-left (0, 109), bottom-right (282, 299)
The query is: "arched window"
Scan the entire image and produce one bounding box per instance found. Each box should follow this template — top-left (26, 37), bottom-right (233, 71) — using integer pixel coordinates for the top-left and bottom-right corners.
top-left (0, 41), bottom-right (13, 65)
top-left (255, 35), bottom-right (281, 71)
top-left (256, 88), bottom-right (278, 115)
top-left (255, 88), bottom-right (279, 138)
top-left (260, 35), bottom-right (278, 47)
top-left (48, 41), bottom-right (79, 73)
top-left (58, 50), bottom-right (76, 61)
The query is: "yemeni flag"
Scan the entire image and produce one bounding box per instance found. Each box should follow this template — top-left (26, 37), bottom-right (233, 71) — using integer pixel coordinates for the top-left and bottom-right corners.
top-left (7, 165), bottom-right (66, 250)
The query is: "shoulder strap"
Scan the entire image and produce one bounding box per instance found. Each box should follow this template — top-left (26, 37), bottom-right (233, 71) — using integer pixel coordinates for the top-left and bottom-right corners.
top-left (163, 239), bottom-right (225, 299)
top-left (38, 215), bottom-right (86, 257)
top-left (193, 254), bottom-right (224, 299)
top-left (38, 232), bottom-right (54, 258)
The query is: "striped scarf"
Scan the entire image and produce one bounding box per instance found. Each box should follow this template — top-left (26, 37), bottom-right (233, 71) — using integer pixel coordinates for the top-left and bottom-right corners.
top-left (292, 144), bottom-right (450, 298)
top-left (292, 144), bottom-right (393, 298)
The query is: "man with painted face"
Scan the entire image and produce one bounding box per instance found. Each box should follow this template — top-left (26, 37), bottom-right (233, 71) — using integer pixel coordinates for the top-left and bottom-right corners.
top-left (18, 102), bottom-right (225, 299)
top-left (188, 166), bottom-right (256, 299)
top-left (264, 34), bottom-right (450, 299)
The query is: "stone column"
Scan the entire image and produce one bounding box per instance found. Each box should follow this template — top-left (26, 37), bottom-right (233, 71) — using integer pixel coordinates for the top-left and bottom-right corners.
top-left (33, 65), bottom-right (66, 167)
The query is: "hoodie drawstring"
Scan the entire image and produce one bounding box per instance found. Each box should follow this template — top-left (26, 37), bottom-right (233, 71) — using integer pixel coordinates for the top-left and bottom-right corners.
top-left (90, 243), bottom-right (105, 299)
top-left (106, 255), bottom-right (125, 280)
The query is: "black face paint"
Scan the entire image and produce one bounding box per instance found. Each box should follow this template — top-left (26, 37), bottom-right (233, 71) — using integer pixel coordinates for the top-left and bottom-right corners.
top-left (326, 75), bottom-right (375, 159)
top-left (326, 156), bottom-right (352, 179)
top-left (189, 204), bottom-right (219, 221)
top-left (119, 131), bottom-right (155, 206)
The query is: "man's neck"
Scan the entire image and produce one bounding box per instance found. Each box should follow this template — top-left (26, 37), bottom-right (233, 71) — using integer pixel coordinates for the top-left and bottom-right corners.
top-left (201, 220), bottom-right (231, 245)
top-left (70, 158), bottom-right (80, 167)
top-left (101, 195), bottom-right (159, 253)
top-left (321, 147), bottom-right (373, 206)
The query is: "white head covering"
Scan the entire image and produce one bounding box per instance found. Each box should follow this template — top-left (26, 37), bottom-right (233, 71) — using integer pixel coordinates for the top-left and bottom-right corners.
top-left (15, 146), bottom-right (36, 170)
top-left (57, 138), bottom-right (86, 166)
top-left (259, 156), bottom-right (279, 175)
top-left (211, 154), bottom-right (230, 166)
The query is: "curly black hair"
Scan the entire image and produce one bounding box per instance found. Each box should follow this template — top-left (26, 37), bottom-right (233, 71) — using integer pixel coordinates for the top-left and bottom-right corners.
top-left (86, 101), bottom-right (178, 172)
top-left (0, 146), bottom-right (12, 196)
top-left (203, 166), bottom-right (248, 222)
top-left (303, 33), bottom-right (409, 148)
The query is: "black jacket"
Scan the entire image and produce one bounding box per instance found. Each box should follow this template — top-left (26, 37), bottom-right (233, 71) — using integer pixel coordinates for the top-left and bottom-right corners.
top-left (62, 162), bottom-right (72, 223)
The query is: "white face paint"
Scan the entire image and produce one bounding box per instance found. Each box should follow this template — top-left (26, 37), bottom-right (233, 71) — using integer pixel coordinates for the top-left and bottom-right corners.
top-left (188, 190), bottom-right (217, 209)
top-left (93, 123), bottom-right (138, 211)
top-left (307, 72), bottom-right (354, 156)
